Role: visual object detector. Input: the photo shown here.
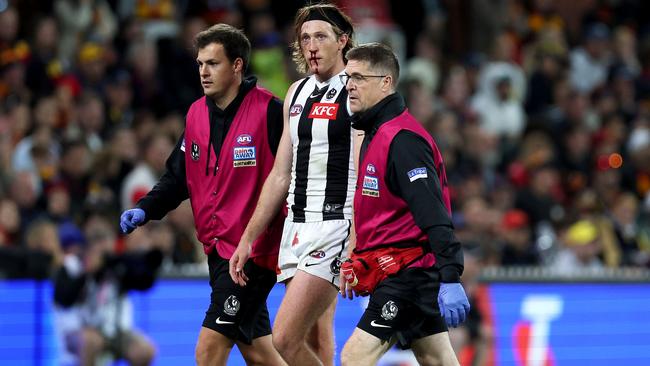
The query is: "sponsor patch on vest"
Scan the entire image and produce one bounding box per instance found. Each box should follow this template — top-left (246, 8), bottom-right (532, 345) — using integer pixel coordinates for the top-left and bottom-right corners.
top-left (362, 176), bottom-right (379, 197)
top-left (407, 167), bottom-right (428, 182)
top-left (308, 103), bottom-right (339, 119)
top-left (191, 141), bottom-right (200, 161)
top-left (233, 146), bottom-right (256, 167)
top-left (236, 134), bottom-right (252, 145)
top-left (290, 104), bottom-right (303, 117)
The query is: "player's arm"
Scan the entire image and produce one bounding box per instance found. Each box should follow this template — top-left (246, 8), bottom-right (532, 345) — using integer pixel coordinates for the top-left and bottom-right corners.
top-left (348, 129), bottom-right (364, 255)
top-left (229, 81), bottom-right (299, 284)
top-left (386, 131), bottom-right (463, 282)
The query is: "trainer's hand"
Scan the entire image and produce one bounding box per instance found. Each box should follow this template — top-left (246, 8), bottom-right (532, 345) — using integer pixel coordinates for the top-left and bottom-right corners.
top-left (229, 242), bottom-right (251, 286)
top-left (119, 208), bottom-right (146, 234)
top-left (438, 282), bottom-right (470, 328)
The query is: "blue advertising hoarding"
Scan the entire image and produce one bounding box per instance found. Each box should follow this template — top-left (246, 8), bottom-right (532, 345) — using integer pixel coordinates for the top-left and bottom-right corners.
top-left (1, 280), bottom-right (649, 365)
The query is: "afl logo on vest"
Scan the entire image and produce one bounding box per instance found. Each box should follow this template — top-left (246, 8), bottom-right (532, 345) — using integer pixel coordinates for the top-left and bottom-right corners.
top-left (236, 134), bottom-right (252, 145)
top-left (308, 103), bottom-right (339, 119)
top-left (191, 141), bottom-right (200, 161)
top-left (366, 164), bottom-right (376, 175)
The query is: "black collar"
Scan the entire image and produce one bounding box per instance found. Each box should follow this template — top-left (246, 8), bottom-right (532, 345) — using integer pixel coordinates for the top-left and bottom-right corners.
top-left (350, 93), bottom-right (406, 138)
top-left (205, 76), bottom-right (257, 116)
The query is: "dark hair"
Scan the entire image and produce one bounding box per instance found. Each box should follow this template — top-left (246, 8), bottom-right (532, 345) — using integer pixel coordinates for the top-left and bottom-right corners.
top-left (346, 42), bottom-right (400, 82)
top-left (194, 23), bottom-right (251, 72)
top-left (291, 3), bottom-right (355, 74)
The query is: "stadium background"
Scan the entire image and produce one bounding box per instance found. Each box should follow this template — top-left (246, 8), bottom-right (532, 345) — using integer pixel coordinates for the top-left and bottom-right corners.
top-left (1, 0), bottom-right (650, 365)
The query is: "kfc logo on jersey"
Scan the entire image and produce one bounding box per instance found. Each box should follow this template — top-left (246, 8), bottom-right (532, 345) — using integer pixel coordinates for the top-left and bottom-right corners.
top-left (366, 164), bottom-right (376, 175)
top-left (290, 104), bottom-right (303, 117)
top-left (308, 103), bottom-right (339, 119)
top-left (236, 134), bottom-right (252, 145)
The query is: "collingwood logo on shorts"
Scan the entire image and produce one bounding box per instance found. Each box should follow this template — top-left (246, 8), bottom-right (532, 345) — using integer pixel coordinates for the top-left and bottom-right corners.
top-left (191, 141), bottom-right (200, 161)
top-left (233, 146), bottom-right (256, 167)
top-left (224, 295), bottom-right (240, 316)
top-left (381, 300), bottom-right (398, 320)
top-left (330, 257), bottom-right (342, 275)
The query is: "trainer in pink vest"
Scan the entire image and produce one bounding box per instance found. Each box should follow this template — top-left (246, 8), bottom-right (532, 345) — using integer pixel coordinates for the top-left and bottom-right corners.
top-left (354, 110), bottom-right (452, 269)
top-left (184, 87), bottom-right (285, 268)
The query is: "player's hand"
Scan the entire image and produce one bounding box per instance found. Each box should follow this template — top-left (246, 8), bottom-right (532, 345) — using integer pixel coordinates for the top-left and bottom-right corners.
top-left (229, 242), bottom-right (251, 286)
top-left (120, 208), bottom-right (146, 234)
top-left (339, 271), bottom-right (355, 299)
top-left (438, 282), bottom-right (470, 328)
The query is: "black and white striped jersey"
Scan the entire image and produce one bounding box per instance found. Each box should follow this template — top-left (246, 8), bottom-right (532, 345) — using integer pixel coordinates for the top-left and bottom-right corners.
top-left (287, 72), bottom-right (355, 223)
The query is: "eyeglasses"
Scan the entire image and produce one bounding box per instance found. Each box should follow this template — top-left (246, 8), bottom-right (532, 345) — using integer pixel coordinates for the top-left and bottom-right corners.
top-left (339, 73), bottom-right (387, 85)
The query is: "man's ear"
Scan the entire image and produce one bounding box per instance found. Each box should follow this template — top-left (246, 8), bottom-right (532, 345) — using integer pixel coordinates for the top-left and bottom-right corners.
top-left (338, 33), bottom-right (349, 51)
top-left (233, 58), bottom-right (244, 73)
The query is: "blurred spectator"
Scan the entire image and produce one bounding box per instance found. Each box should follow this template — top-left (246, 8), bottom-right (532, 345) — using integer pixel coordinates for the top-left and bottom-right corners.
top-left (24, 16), bottom-right (60, 100)
top-left (120, 132), bottom-right (174, 211)
top-left (248, 11), bottom-right (292, 97)
top-left (0, 218), bottom-right (62, 279)
top-left (498, 209), bottom-right (539, 266)
top-left (0, 198), bottom-right (20, 246)
top-left (471, 74), bottom-right (526, 140)
top-left (157, 17), bottom-right (204, 114)
top-left (54, 0), bottom-right (117, 65)
top-left (53, 212), bottom-right (161, 365)
top-left (569, 22), bottom-right (612, 94)
top-left (548, 219), bottom-right (605, 275)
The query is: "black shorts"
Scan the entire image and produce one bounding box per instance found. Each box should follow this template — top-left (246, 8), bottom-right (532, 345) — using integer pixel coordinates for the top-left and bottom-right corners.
top-left (202, 251), bottom-right (277, 344)
top-left (357, 267), bottom-right (447, 349)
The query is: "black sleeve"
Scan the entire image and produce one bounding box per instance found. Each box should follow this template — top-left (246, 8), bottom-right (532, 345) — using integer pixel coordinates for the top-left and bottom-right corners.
top-left (53, 266), bottom-right (87, 307)
top-left (386, 131), bottom-right (464, 283)
top-left (110, 249), bottom-right (164, 292)
top-left (136, 132), bottom-right (189, 221)
top-left (266, 97), bottom-right (284, 156)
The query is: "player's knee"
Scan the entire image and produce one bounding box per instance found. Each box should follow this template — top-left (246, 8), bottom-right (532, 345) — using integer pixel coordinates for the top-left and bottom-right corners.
top-left (126, 342), bottom-right (155, 366)
top-left (272, 331), bottom-right (298, 358)
top-left (414, 353), bottom-right (443, 366)
top-left (81, 328), bottom-right (105, 354)
top-left (340, 342), bottom-right (363, 366)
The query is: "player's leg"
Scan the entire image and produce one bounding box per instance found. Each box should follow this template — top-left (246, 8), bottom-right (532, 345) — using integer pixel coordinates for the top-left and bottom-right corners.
top-left (79, 327), bottom-right (106, 366)
top-left (340, 327), bottom-right (395, 366)
top-left (236, 266), bottom-right (286, 366)
top-left (237, 334), bottom-right (287, 366)
top-left (306, 298), bottom-right (337, 365)
top-left (195, 327), bottom-right (234, 366)
top-left (272, 271), bottom-right (339, 366)
top-left (121, 330), bottom-right (156, 366)
top-left (411, 332), bottom-right (459, 366)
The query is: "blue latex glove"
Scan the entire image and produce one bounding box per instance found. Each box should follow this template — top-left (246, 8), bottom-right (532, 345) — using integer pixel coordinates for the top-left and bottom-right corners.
top-left (120, 208), bottom-right (146, 234)
top-left (437, 282), bottom-right (470, 328)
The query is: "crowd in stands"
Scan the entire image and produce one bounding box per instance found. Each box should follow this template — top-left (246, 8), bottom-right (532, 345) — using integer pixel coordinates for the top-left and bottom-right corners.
top-left (1, 0), bottom-right (649, 281)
